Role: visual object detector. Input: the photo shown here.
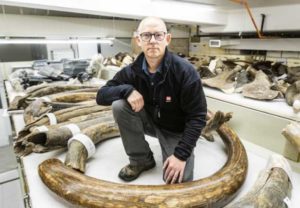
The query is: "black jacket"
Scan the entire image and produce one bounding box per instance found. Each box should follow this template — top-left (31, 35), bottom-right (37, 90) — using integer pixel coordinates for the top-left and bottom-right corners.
top-left (96, 49), bottom-right (207, 161)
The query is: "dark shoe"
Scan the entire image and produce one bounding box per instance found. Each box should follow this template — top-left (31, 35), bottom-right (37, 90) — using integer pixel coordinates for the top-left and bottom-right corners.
top-left (118, 160), bottom-right (156, 182)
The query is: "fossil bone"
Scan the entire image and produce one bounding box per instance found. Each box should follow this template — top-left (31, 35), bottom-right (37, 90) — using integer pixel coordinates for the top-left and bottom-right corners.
top-left (242, 70), bottom-right (280, 100)
top-left (202, 65), bottom-right (242, 93)
top-left (285, 80), bottom-right (300, 113)
top-left (65, 121), bottom-right (119, 172)
top-left (282, 122), bottom-right (300, 152)
top-left (226, 154), bottom-right (292, 208)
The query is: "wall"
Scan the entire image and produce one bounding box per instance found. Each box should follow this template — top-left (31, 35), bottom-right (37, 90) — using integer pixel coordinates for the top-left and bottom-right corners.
top-left (0, 44), bottom-right (47, 62)
top-left (0, 14), bottom-right (191, 59)
top-left (201, 4), bottom-right (300, 33)
top-left (198, 4), bottom-right (300, 52)
top-left (224, 38), bottom-right (300, 52)
top-left (0, 14), bottom-right (191, 38)
top-left (101, 38), bottom-right (131, 57)
top-left (169, 38), bottom-right (189, 56)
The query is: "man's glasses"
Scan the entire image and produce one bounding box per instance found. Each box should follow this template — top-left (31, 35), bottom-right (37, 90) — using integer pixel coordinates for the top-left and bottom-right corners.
top-left (139, 31), bottom-right (167, 42)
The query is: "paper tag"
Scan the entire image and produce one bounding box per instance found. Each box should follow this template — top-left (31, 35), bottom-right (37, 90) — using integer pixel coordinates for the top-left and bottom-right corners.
top-left (60, 124), bottom-right (81, 136)
top-left (35, 125), bottom-right (49, 132)
top-left (46, 113), bottom-right (57, 125)
top-left (284, 197), bottom-right (292, 208)
top-left (68, 133), bottom-right (95, 158)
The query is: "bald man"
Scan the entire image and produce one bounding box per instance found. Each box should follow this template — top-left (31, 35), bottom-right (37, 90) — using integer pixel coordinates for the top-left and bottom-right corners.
top-left (97, 17), bottom-right (207, 184)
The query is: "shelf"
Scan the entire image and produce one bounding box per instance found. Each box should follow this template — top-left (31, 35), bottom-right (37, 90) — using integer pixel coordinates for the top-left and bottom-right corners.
top-left (204, 86), bottom-right (300, 122)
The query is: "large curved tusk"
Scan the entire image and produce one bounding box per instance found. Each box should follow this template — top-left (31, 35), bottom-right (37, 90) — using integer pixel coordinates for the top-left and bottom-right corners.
top-left (38, 112), bottom-right (248, 208)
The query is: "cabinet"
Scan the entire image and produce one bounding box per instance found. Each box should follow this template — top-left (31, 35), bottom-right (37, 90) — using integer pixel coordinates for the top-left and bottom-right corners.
top-left (204, 87), bottom-right (300, 162)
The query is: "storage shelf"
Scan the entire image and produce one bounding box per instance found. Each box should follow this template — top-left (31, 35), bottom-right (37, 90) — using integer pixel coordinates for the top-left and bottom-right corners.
top-left (204, 87), bottom-right (300, 122)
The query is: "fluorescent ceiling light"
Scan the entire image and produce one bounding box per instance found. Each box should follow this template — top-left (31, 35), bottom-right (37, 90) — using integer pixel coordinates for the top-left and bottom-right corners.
top-left (152, 0), bottom-right (216, 6)
top-left (0, 38), bottom-right (114, 44)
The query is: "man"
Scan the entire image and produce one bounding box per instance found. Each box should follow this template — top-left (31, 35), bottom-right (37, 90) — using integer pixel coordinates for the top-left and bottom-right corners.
top-left (96, 16), bottom-right (207, 184)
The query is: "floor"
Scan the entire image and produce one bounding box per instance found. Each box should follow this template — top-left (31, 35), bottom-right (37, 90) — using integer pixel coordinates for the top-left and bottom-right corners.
top-left (21, 134), bottom-right (300, 208)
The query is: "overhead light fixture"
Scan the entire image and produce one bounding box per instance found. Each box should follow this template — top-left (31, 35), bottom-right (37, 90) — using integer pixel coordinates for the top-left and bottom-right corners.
top-left (152, 0), bottom-right (216, 7)
top-left (0, 38), bottom-right (115, 45)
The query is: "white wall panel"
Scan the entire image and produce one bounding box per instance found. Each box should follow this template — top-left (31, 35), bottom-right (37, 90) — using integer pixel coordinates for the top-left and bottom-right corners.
top-left (202, 4), bottom-right (300, 32)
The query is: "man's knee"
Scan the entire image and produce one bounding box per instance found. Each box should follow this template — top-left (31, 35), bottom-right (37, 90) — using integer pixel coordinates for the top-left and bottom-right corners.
top-left (112, 100), bottom-right (129, 115)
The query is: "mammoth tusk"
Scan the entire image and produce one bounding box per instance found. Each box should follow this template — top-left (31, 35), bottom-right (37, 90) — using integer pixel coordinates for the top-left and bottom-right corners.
top-left (225, 154), bottom-right (292, 208)
top-left (38, 111), bottom-right (248, 208)
top-left (65, 121), bottom-right (120, 172)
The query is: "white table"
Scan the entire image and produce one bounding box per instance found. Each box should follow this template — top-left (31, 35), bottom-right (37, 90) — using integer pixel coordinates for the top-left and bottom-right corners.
top-left (5, 81), bottom-right (300, 207)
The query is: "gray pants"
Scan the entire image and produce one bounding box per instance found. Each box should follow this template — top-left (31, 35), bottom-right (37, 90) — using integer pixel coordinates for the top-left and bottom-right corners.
top-left (112, 99), bottom-right (194, 182)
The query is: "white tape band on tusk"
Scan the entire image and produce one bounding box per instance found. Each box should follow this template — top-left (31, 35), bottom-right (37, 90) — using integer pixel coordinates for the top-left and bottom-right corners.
top-left (68, 133), bottom-right (96, 159)
top-left (284, 197), bottom-right (292, 208)
top-left (35, 125), bottom-right (49, 132)
top-left (60, 124), bottom-right (81, 136)
top-left (41, 96), bottom-right (51, 102)
top-left (46, 113), bottom-right (57, 125)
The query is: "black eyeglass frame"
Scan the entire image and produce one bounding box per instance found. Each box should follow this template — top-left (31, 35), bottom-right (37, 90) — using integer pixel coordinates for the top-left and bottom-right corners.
top-left (138, 31), bottom-right (168, 42)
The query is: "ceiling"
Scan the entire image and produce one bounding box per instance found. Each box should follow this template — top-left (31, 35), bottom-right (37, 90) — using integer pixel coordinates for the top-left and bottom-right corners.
top-left (172, 0), bottom-right (300, 9)
top-left (1, 0), bottom-right (300, 20)
top-left (0, 5), bottom-right (134, 20)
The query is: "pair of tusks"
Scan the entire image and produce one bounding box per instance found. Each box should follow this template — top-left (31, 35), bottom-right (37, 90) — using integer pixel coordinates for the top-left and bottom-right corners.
top-left (38, 111), bottom-right (248, 207)
top-left (18, 105), bottom-right (111, 137)
top-left (23, 90), bottom-right (98, 124)
top-left (10, 84), bottom-right (99, 110)
top-left (14, 111), bottom-right (114, 156)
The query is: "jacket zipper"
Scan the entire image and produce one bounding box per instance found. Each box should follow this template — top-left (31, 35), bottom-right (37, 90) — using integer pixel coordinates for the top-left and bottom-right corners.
top-left (153, 65), bottom-right (169, 120)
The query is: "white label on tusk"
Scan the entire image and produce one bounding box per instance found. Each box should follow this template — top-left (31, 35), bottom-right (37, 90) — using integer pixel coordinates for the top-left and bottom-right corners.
top-left (284, 197), bottom-right (291, 208)
top-left (68, 133), bottom-right (95, 158)
top-left (35, 125), bottom-right (49, 132)
top-left (46, 113), bottom-right (57, 125)
top-left (41, 96), bottom-right (51, 102)
top-left (60, 124), bottom-right (81, 136)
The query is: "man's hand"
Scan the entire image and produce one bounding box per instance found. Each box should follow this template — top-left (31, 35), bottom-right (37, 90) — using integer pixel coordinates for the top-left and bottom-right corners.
top-left (127, 90), bottom-right (144, 112)
top-left (163, 155), bottom-right (186, 184)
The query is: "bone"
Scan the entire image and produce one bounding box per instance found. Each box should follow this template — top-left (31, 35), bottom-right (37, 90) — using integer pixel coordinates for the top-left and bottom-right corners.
top-left (202, 65), bottom-right (242, 93)
top-left (285, 80), bottom-right (300, 113)
top-left (65, 121), bottom-right (119, 172)
top-left (282, 122), bottom-right (300, 152)
top-left (202, 111), bottom-right (232, 141)
top-left (242, 70), bottom-right (280, 100)
top-left (225, 154), bottom-right (292, 208)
